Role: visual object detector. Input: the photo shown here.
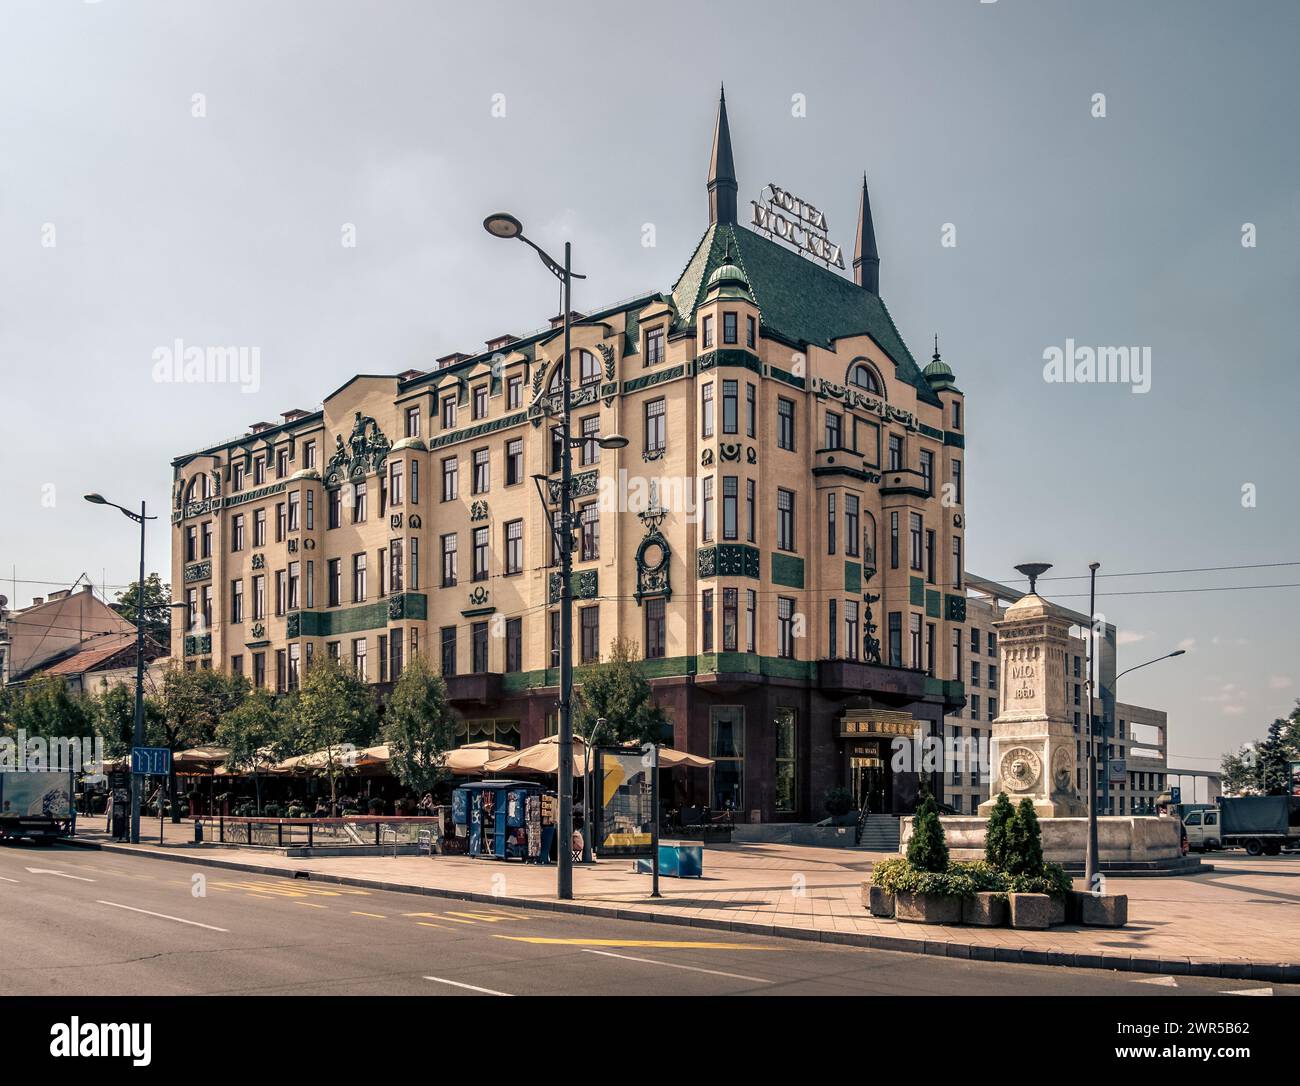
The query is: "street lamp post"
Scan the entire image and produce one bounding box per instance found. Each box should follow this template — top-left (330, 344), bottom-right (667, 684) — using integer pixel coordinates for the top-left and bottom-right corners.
top-left (1084, 562), bottom-right (1101, 889)
top-left (84, 493), bottom-right (157, 845)
top-left (483, 214), bottom-right (626, 899)
top-left (1109, 649), bottom-right (1186, 816)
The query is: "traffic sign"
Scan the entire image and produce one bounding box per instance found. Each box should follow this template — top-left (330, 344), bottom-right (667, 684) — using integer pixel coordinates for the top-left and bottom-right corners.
top-left (131, 747), bottom-right (171, 775)
top-left (1170, 786), bottom-right (1182, 804)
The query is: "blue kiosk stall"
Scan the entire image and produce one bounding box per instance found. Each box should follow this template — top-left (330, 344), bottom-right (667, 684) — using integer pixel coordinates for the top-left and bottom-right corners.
top-left (451, 780), bottom-right (552, 862)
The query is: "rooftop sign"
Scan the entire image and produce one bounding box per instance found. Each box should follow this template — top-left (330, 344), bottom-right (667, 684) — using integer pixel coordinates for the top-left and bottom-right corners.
top-left (750, 183), bottom-right (845, 269)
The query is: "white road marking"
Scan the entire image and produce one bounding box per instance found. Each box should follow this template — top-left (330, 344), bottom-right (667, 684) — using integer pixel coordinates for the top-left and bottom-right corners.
top-left (1134, 976), bottom-right (1178, 987)
top-left (580, 947), bottom-right (773, 984)
top-left (25, 867), bottom-right (94, 882)
top-left (423, 975), bottom-right (512, 996)
top-left (1224, 987), bottom-right (1272, 996)
top-left (0, 876), bottom-right (20, 883)
top-left (96, 900), bottom-right (229, 932)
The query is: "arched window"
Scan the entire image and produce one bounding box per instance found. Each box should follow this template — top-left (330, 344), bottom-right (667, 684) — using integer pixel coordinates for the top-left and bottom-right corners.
top-left (848, 360), bottom-right (883, 396)
top-left (548, 364), bottom-right (564, 393)
top-left (185, 474), bottom-right (208, 502)
top-left (578, 349), bottom-right (600, 387)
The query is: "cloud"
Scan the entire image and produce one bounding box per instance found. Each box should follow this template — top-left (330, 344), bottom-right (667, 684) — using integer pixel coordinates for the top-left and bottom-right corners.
top-left (1116, 629), bottom-right (1151, 646)
top-left (1222, 705), bottom-right (1247, 716)
top-left (1269, 676), bottom-right (1294, 690)
top-left (1176, 638), bottom-right (1196, 651)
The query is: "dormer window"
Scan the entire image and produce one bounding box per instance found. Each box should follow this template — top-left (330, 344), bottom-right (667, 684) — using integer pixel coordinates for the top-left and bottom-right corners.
top-left (645, 327), bottom-right (665, 365)
top-left (849, 361), bottom-right (883, 396)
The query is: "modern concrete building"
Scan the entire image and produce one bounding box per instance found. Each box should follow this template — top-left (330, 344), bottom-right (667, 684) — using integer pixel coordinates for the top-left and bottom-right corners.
top-left (169, 91), bottom-right (971, 822)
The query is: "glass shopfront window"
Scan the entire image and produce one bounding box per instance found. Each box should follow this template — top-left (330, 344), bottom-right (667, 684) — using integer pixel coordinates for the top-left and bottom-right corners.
top-left (774, 707), bottom-right (797, 814)
top-left (710, 706), bottom-right (744, 813)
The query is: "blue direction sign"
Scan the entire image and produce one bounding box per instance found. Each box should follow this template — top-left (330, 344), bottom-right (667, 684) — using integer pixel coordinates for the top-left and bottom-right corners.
top-left (1170, 786), bottom-right (1182, 804)
top-left (131, 747), bottom-right (171, 775)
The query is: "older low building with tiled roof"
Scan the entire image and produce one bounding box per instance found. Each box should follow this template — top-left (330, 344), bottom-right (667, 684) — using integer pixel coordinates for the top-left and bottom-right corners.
top-left (169, 91), bottom-right (971, 823)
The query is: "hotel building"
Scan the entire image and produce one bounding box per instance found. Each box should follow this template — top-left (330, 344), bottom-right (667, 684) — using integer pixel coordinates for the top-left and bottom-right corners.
top-left (169, 91), bottom-right (972, 823)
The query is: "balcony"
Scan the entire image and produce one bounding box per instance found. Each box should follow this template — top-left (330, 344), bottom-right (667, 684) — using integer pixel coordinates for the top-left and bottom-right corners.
top-left (812, 447), bottom-right (881, 483)
top-left (818, 659), bottom-right (965, 712)
top-left (879, 467), bottom-right (931, 498)
top-left (444, 672), bottom-right (504, 706)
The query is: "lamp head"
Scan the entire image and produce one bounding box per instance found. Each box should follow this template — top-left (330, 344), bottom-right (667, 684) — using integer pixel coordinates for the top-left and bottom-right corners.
top-left (1169, 649), bottom-right (1186, 658)
top-left (595, 433), bottom-right (629, 450)
top-left (483, 213), bottom-right (523, 240)
top-left (84, 493), bottom-right (107, 505)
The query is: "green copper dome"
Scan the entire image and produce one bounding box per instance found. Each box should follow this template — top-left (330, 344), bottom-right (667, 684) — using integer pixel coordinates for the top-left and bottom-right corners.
top-left (704, 261), bottom-right (755, 303)
top-left (923, 337), bottom-right (956, 390)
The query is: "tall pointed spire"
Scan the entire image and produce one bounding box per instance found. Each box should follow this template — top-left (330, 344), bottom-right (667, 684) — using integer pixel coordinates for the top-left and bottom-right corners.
top-left (853, 172), bottom-right (880, 293)
top-left (707, 85), bottom-right (738, 226)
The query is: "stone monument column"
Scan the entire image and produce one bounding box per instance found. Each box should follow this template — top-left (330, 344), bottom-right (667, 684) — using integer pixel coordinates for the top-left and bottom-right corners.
top-left (979, 576), bottom-right (1084, 818)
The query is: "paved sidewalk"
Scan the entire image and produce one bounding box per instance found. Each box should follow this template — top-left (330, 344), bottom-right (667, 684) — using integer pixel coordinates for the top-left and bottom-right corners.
top-left (64, 826), bottom-right (1300, 984)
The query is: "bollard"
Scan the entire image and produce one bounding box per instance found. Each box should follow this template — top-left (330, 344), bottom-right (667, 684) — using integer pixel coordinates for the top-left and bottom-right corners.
top-left (194, 820), bottom-right (203, 844)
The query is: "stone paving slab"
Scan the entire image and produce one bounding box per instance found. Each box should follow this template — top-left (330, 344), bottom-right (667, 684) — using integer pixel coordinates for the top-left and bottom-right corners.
top-left (61, 828), bottom-right (1300, 984)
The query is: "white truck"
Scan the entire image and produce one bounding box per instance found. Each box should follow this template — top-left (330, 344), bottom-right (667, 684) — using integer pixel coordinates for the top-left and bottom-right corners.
top-left (0, 770), bottom-right (76, 843)
top-left (1183, 796), bottom-right (1300, 856)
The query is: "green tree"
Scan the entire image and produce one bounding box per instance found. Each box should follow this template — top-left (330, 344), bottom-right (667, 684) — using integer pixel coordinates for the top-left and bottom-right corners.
top-left (91, 681), bottom-right (137, 758)
top-left (7, 674), bottom-right (95, 740)
top-left (154, 666), bottom-right (249, 820)
top-left (572, 637), bottom-right (670, 747)
top-left (113, 573), bottom-right (174, 640)
top-left (215, 688), bottom-right (284, 814)
top-left (906, 786), bottom-right (949, 873)
top-left (984, 791), bottom-right (1015, 870)
top-left (1220, 701), bottom-right (1300, 796)
top-left (383, 653), bottom-right (457, 798)
top-left (287, 656), bottom-right (378, 813)
top-left (1004, 797), bottom-right (1045, 877)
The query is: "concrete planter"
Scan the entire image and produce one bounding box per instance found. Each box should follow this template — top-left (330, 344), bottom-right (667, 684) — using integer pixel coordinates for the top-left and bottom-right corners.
top-left (1081, 893), bottom-right (1128, 927)
top-left (863, 883), bottom-right (895, 918)
top-left (961, 891), bottom-right (1008, 927)
top-left (894, 890), bottom-right (963, 925)
top-left (1008, 892), bottom-right (1052, 929)
top-left (1048, 895), bottom-right (1066, 926)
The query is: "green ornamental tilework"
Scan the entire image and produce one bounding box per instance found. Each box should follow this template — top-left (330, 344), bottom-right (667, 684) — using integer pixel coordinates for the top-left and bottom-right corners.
top-left (290, 593), bottom-right (427, 637)
top-left (770, 552), bottom-right (805, 589)
top-left (945, 594), bottom-right (967, 622)
top-left (427, 413), bottom-right (528, 451)
top-left (695, 348), bottom-right (763, 377)
top-left (909, 576), bottom-right (925, 607)
top-left (926, 588), bottom-right (941, 619)
top-left (622, 364), bottom-right (685, 394)
top-left (944, 432), bottom-right (965, 448)
top-left (844, 561), bottom-right (862, 594)
top-left (768, 366), bottom-right (806, 390)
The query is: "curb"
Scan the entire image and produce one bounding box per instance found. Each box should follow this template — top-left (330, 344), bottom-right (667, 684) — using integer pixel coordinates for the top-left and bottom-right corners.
top-left (59, 839), bottom-right (1298, 985)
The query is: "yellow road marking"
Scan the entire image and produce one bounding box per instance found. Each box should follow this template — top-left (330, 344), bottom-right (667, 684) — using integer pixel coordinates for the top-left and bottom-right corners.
top-left (493, 936), bottom-right (777, 950)
top-left (435, 915), bottom-right (479, 925)
top-left (446, 911), bottom-right (512, 923)
top-left (417, 921), bottom-right (453, 931)
top-left (295, 901), bottom-right (327, 909)
top-left (351, 911), bottom-right (387, 919)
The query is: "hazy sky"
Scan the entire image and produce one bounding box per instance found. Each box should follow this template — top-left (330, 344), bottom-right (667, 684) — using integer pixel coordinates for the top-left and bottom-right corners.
top-left (1, 0), bottom-right (1296, 771)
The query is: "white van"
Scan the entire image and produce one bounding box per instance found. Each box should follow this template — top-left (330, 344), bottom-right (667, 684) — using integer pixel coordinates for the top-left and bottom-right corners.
top-left (1182, 807), bottom-right (1222, 852)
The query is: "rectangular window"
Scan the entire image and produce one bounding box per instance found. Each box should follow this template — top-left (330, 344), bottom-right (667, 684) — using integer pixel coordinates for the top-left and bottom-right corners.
top-left (252, 575), bottom-right (266, 621)
top-left (701, 477), bottom-right (714, 542)
top-left (352, 553), bottom-right (367, 602)
top-left (472, 448), bottom-right (489, 494)
top-left (230, 580), bottom-right (243, 624)
top-left (701, 589), bottom-right (713, 653)
top-left (504, 519), bottom-right (523, 575)
top-left (472, 621), bottom-right (489, 673)
top-left (828, 598), bottom-right (837, 658)
top-left (304, 441), bottom-right (316, 470)
top-left (926, 622), bottom-right (936, 675)
top-left (645, 598), bottom-right (666, 659)
top-left (909, 513), bottom-right (923, 571)
top-left (230, 654), bottom-right (243, 677)
top-left (276, 502), bottom-right (286, 542)
top-left (288, 643), bottom-right (301, 692)
top-left (253, 651), bottom-right (265, 688)
top-left (774, 707), bottom-right (796, 814)
top-left (305, 489), bottom-right (315, 531)
top-left (287, 561), bottom-right (300, 610)
top-left (288, 492), bottom-right (300, 532)
top-left (473, 526), bottom-right (489, 581)
top-left (441, 395), bottom-right (457, 430)
top-left (745, 479), bottom-right (755, 542)
top-left (702, 314), bottom-right (714, 348)
top-left (845, 495), bottom-right (859, 557)
top-left (645, 327), bottom-right (665, 364)
top-left (745, 314), bottom-right (756, 349)
top-left (777, 597), bottom-right (795, 658)
top-left (722, 379), bottom-right (738, 434)
top-left (579, 415), bottom-right (600, 466)
top-left (745, 383), bottom-right (756, 438)
top-left (405, 406), bottom-right (420, 438)
top-left (645, 398), bottom-right (666, 453)
top-left (506, 617), bottom-right (522, 672)
top-left (910, 613), bottom-right (922, 669)
top-left (507, 374), bottom-right (523, 410)
top-left (327, 558), bottom-right (341, 607)
top-left (888, 612), bottom-right (902, 667)
top-left (777, 397), bottom-right (795, 450)
top-left (254, 458), bottom-right (265, 485)
top-left (709, 706), bottom-right (744, 812)
top-left (745, 589), bottom-right (756, 652)
top-left (580, 606), bottom-right (600, 663)
top-left (254, 509), bottom-right (266, 547)
top-left (722, 476), bottom-right (738, 540)
top-left (926, 528), bottom-right (936, 584)
top-left (971, 627), bottom-right (981, 654)
top-left (951, 458), bottom-right (962, 505)
top-left (722, 587), bottom-right (738, 652)
top-left (473, 385), bottom-right (488, 420)
top-left (824, 411), bottom-right (842, 450)
top-left (277, 447), bottom-right (289, 478)
top-left (389, 540), bottom-right (403, 594)
top-left (920, 449), bottom-right (934, 496)
top-left (440, 626), bottom-right (456, 677)
top-left (723, 311), bottom-right (737, 345)
top-left (777, 488), bottom-right (795, 551)
top-left (328, 489), bottom-right (341, 529)
top-left (276, 649), bottom-right (287, 694)
top-left (845, 600), bottom-right (860, 661)
top-left (352, 481), bottom-right (367, 523)
top-left (274, 570), bottom-right (286, 616)
top-left (952, 536), bottom-right (963, 591)
top-left (201, 521), bottom-right (213, 559)
top-left (231, 514), bottom-right (245, 552)
top-left (505, 438), bottom-right (523, 486)
top-left (408, 538), bottom-right (419, 591)
top-left (441, 457), bottom-right (458, 501)
top-left (377, 547), bottom-right (387, 597)
top-left (352, 638), bottom-right (368, 681)
top-left (890, 512), bottom-right (899, 569)
top-left (951, 629), bottom-right (962, 684)
top-left (580, 503), bottom-right (600, 561)
top-left (888, 433), bottom-right (904, 471)
top-left (701, 382), bottom-right (714, 438)
top-left (389, 461), bottom-right (404, 506)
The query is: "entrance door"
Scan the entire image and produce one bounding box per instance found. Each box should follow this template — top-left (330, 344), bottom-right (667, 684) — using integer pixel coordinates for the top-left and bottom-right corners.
top-left (851, 752), bottom-right (887, 814)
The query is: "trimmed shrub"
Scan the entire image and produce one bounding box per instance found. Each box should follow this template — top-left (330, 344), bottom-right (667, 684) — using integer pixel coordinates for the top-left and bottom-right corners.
top-left (823, 787), bottom-right (854, 818)
top-left (1004, 797), bottom-right (1045, 877)
top-left (984, 791), bottom-right (1015, 870)
top-left (906, 789), bottom-right (949, 874)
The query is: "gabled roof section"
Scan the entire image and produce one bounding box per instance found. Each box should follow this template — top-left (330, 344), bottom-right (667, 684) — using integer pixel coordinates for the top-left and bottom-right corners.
top-left (672, 223), bottom-right (939, 406)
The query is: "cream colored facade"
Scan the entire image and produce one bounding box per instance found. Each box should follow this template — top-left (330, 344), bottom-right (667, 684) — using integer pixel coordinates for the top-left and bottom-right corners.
top-left (168, 92), bottom-right (971, 821)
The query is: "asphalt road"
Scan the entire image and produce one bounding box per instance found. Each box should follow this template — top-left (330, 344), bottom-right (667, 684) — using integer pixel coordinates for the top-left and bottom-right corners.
top-left (0, 843), bottom-right (1290, 997)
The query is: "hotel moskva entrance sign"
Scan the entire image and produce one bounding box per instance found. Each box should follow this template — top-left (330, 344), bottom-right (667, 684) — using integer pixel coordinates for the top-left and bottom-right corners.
top-left (750, 183), bottom-right (845, 269)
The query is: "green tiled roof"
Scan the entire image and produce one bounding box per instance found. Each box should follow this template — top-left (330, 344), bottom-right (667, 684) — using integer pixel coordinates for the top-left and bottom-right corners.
top-left (672, 223), bottom-right (939, 407)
